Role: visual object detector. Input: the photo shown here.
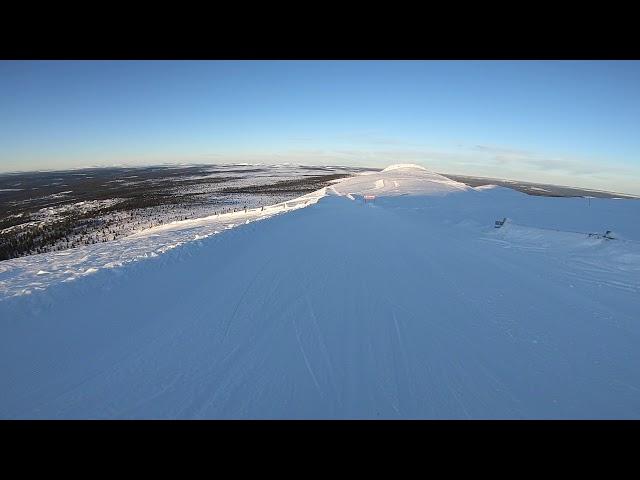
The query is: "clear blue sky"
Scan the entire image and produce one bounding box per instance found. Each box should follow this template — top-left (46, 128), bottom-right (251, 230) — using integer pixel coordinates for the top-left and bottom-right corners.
top-left (1, 60), bottom-right (639, 194)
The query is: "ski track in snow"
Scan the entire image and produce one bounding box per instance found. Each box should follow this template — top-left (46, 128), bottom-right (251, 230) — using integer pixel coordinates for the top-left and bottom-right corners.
top-left (1, 165), bottom-right (640, 419)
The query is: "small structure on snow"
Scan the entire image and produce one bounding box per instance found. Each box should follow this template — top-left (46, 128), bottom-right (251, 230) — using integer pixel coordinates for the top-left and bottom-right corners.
top-left (588, 230), bottom-right (615, 240)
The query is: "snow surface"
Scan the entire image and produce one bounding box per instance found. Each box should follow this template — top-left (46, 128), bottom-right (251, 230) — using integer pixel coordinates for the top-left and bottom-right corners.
top-left (1, 164), bottom-right (639, 419)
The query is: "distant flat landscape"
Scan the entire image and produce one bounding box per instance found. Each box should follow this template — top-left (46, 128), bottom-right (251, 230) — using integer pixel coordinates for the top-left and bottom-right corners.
top-left (441, 173), bottom-right (639, 199)
top-left (2, 164), bottom-right (636, 262)
top-left (0, 164), bottom-right (365, 260)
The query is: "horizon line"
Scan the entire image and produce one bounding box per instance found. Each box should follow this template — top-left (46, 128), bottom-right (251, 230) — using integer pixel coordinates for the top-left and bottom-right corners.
top-left (1, 161), bottom-right (638, 198)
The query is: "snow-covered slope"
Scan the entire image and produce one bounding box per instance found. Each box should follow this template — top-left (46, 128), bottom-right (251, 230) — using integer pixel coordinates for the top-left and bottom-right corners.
top-left (1, 164), bottom-right (639, 418)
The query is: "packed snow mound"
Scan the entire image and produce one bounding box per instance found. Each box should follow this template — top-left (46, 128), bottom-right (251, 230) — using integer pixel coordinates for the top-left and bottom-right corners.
top-left (381, 163), bottom-right (430, 172)
top-left (330, 164), bottom-right (471, 198)
top-left (474, 184), bottom-right (500, 191)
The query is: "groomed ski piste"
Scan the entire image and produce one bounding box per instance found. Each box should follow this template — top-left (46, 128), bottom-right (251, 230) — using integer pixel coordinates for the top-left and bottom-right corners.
top-left (1, 164), bottom-right (639, 419)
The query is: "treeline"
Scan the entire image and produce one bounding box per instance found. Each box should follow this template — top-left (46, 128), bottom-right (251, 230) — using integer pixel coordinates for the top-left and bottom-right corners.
top-left (0, 199), bottom-right (213, 261)
top-left (220, 174), bottom-right (350, 194)
top-left (0, 217), bottom-right (80, 260)
top-left (0, 173), bottom-right (353, 261)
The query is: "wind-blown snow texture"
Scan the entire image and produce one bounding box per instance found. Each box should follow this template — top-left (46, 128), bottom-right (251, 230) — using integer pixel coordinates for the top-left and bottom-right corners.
top-left (1, 165), bottom-right (639, 419)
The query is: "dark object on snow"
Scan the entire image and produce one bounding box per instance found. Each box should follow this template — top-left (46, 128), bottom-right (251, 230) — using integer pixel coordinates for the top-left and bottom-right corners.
top-left (587, 230), bottom-right (615, 240)
top-left (494, 217), bottom-right (507, 228)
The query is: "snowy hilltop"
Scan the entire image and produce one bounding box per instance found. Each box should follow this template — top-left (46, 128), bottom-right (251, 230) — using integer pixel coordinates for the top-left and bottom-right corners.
top-left (331, 163), bottom-right (472, 197)
top-left (1, 164), bottom-right (640, 418)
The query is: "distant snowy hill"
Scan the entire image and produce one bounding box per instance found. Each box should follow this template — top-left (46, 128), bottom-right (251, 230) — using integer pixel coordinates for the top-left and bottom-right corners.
top-left (1, 164), bottom-right (639, 418)
top-left (330, 163), bottom-right (472, 197)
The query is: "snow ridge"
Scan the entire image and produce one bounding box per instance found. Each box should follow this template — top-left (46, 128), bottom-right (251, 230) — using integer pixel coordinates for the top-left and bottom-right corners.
top-left (381, 163), bottom-right (430, 172)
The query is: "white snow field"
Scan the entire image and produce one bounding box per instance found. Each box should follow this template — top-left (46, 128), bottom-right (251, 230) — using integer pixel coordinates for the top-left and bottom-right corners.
top-left (1, 164), bottom-right (639, 419)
